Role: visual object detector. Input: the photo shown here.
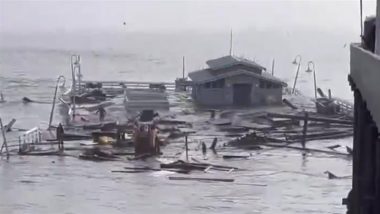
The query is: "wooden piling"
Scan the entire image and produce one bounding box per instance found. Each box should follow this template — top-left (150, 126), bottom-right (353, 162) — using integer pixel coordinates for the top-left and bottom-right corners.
top-left (185, 135), bottom-right (188, 161)
top-left (328, 89), bottom-right (332, 100)
top-left (301, 112), bottom-right (309, 149)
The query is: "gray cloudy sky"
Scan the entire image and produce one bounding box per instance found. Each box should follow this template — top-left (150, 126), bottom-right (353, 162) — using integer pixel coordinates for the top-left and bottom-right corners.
top-left (0, 0), bottom-right (377, 34)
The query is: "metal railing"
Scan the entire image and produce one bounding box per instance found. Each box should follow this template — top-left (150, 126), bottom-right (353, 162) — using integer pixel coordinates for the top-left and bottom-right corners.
top-left (18, 127), bottom-right (42, 151)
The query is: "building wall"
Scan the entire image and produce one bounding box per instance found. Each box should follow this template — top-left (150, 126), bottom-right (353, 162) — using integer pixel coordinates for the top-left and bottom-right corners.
top-left (376, 0), bottom-right (380, 55)
top-left (193, 86), bottom-right (231, 106)
top-left (192, 73), bottom-right (283, 106)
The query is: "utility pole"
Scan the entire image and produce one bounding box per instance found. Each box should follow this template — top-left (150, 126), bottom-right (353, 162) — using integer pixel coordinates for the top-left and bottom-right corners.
top-left (229, 29), bottom-right (233, 56)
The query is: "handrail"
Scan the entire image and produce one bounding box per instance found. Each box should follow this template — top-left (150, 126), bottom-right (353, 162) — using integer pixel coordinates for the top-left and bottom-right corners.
top-left (18, 127), bottom-right (42, 151)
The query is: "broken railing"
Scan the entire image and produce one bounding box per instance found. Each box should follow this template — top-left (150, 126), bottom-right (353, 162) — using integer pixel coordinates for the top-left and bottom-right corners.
top-left (18, 127), bottom-right (42, 150)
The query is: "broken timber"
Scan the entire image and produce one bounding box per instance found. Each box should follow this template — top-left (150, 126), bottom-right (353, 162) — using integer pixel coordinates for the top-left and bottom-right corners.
top-left (267, 112), bottom-right (352, 125)
top-left (168, 176), bottom-right (234, 182)
top-left (264, 143), bottom-right (350, 156)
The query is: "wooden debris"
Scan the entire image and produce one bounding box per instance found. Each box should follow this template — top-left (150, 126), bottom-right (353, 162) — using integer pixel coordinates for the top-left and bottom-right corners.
top-left (79, 148), bottom-right (120, 161)
top-left (222, 154), bottom-right (250, 159)
top-left (111, 170), bottom-right (147, 173)
top-left (161, 160), bottom-right (238, 172)
top-left (327, 144), bottom-right (341, 150)
top-left (282, 98), bottom-right (298, 109)
top-left (267, 112), bottom-right (352, 125)
top-left (79, 154), bottom-right (118, 161)
top-left (317, 88), bottom-right (327, 98)
top-left (4, 119), bottom-right (16, 132)
top-left (264, 143), bottom-right (349, 156)
top-left (190, 158), bottom-right (239, 170)
top-left (118, 166), bottom-right (190, 174)
top-left (158, 119), bottom-right (188, 125)
top-left (210, 119), bottom-right (232, 126)
top-left (324, 170), bottom-right (352, 179)
top-left (19, 150), bottom-right (62, 156)
top-left (346, 146), bottom-right (353, 155)
top-left (210, 138), bottom-right (217, 150)
top-left (128, 153), bottom-right (156, 160)
top-left (168, 176), bottom-right (234, 182)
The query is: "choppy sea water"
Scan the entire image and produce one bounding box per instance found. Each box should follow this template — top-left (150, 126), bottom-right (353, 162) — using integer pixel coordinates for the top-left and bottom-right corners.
top-left (0, 31), bottom-right (354, 213)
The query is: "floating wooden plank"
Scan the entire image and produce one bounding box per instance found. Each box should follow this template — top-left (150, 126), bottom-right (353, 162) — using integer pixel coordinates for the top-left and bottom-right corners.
top-left (190, 158), bottom-right (239, 170)
top-left (267, 112), bottom-right (352, 125)
top-left (264, 143), bottom-right (349, 156)
top-left (118, 167), bottom-right (190, 174)
top-left (222, 154), bottom-right (250, 159)
top-left (282, 98), bottom-right (298, 109)
top-left (79, 154), bottom-right (119, 161)
top-left (19, 150), bottom-right (62, 156)
top-left (236, 122), bottom-right (272, 131)
top-left (158, 119), bottom-right (188, 125)
top-left (112, 170), bottom-right (148, 173)
top-left (210, 118), bottom-right (232, 126)
top-left (168, 176), bottom-right (234, 182)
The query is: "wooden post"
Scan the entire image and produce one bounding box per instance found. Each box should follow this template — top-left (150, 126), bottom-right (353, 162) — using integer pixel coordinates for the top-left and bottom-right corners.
top-left (185, 135), bottom-right (189, 161)
top-left (0, 118), bottom-right (9, 157)
top-left (271, 58), bottom-right (275, 75)
top-left (301, 112), bottom-right (309, 149)
top-left (18, 136), bottom-right (21, 153)
top-left (328, 89), bottom-right (332, 100)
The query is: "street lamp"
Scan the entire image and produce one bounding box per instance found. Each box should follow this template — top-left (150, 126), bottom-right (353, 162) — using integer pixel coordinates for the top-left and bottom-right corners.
top-left (291, 55), bottom-right (302, 94)
top-left (48, 75), bottom-right (66, 130)
top-left (305, 61), bottom-right (317, 100)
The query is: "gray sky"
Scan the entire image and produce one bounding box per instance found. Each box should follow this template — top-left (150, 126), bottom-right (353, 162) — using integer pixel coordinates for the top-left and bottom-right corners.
top-left (0, 0), bottom-right (377, 34)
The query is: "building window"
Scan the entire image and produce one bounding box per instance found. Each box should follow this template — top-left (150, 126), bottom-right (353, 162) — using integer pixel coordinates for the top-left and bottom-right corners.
top-left (214, 79), bottom-right (225, 88)
top-left (204, 79), bottom-right (225, 89)
top-left (259, 80), bottom-right (265, 88)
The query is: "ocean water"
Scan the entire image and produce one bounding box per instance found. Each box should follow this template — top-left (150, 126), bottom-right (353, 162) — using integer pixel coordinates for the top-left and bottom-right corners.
top-left (0, 30), bottom-right (355, 213)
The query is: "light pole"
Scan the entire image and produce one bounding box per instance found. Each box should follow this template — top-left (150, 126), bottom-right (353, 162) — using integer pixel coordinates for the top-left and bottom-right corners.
top-left (291, 55), bottom-right (302, 94)
top-left (48, 75), bottom-right (66, 130)
top-left (305, 61), bottom-right (317, 100)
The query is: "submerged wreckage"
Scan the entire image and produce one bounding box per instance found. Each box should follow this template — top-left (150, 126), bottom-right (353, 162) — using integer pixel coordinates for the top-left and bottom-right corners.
top-left (0, 54), bottom-right (354, 179)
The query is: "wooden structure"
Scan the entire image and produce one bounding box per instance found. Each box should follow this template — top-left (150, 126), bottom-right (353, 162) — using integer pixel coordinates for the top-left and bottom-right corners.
top-left (188, 55), bottom-right (287, 106)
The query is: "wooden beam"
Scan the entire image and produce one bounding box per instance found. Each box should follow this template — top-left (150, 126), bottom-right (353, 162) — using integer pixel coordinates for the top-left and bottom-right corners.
top-left (267, 112), bottom-right (352, 125)
top-left (169, 176), bottom-right (234, 182)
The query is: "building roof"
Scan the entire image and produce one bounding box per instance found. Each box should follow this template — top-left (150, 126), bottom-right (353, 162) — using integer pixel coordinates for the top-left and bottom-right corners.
top-left (188, 55), bottom-right (286, 86)
top-left (206, 55), bottom-right (266, 71)
top-left (188, 69), bottom-right (287, 86)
